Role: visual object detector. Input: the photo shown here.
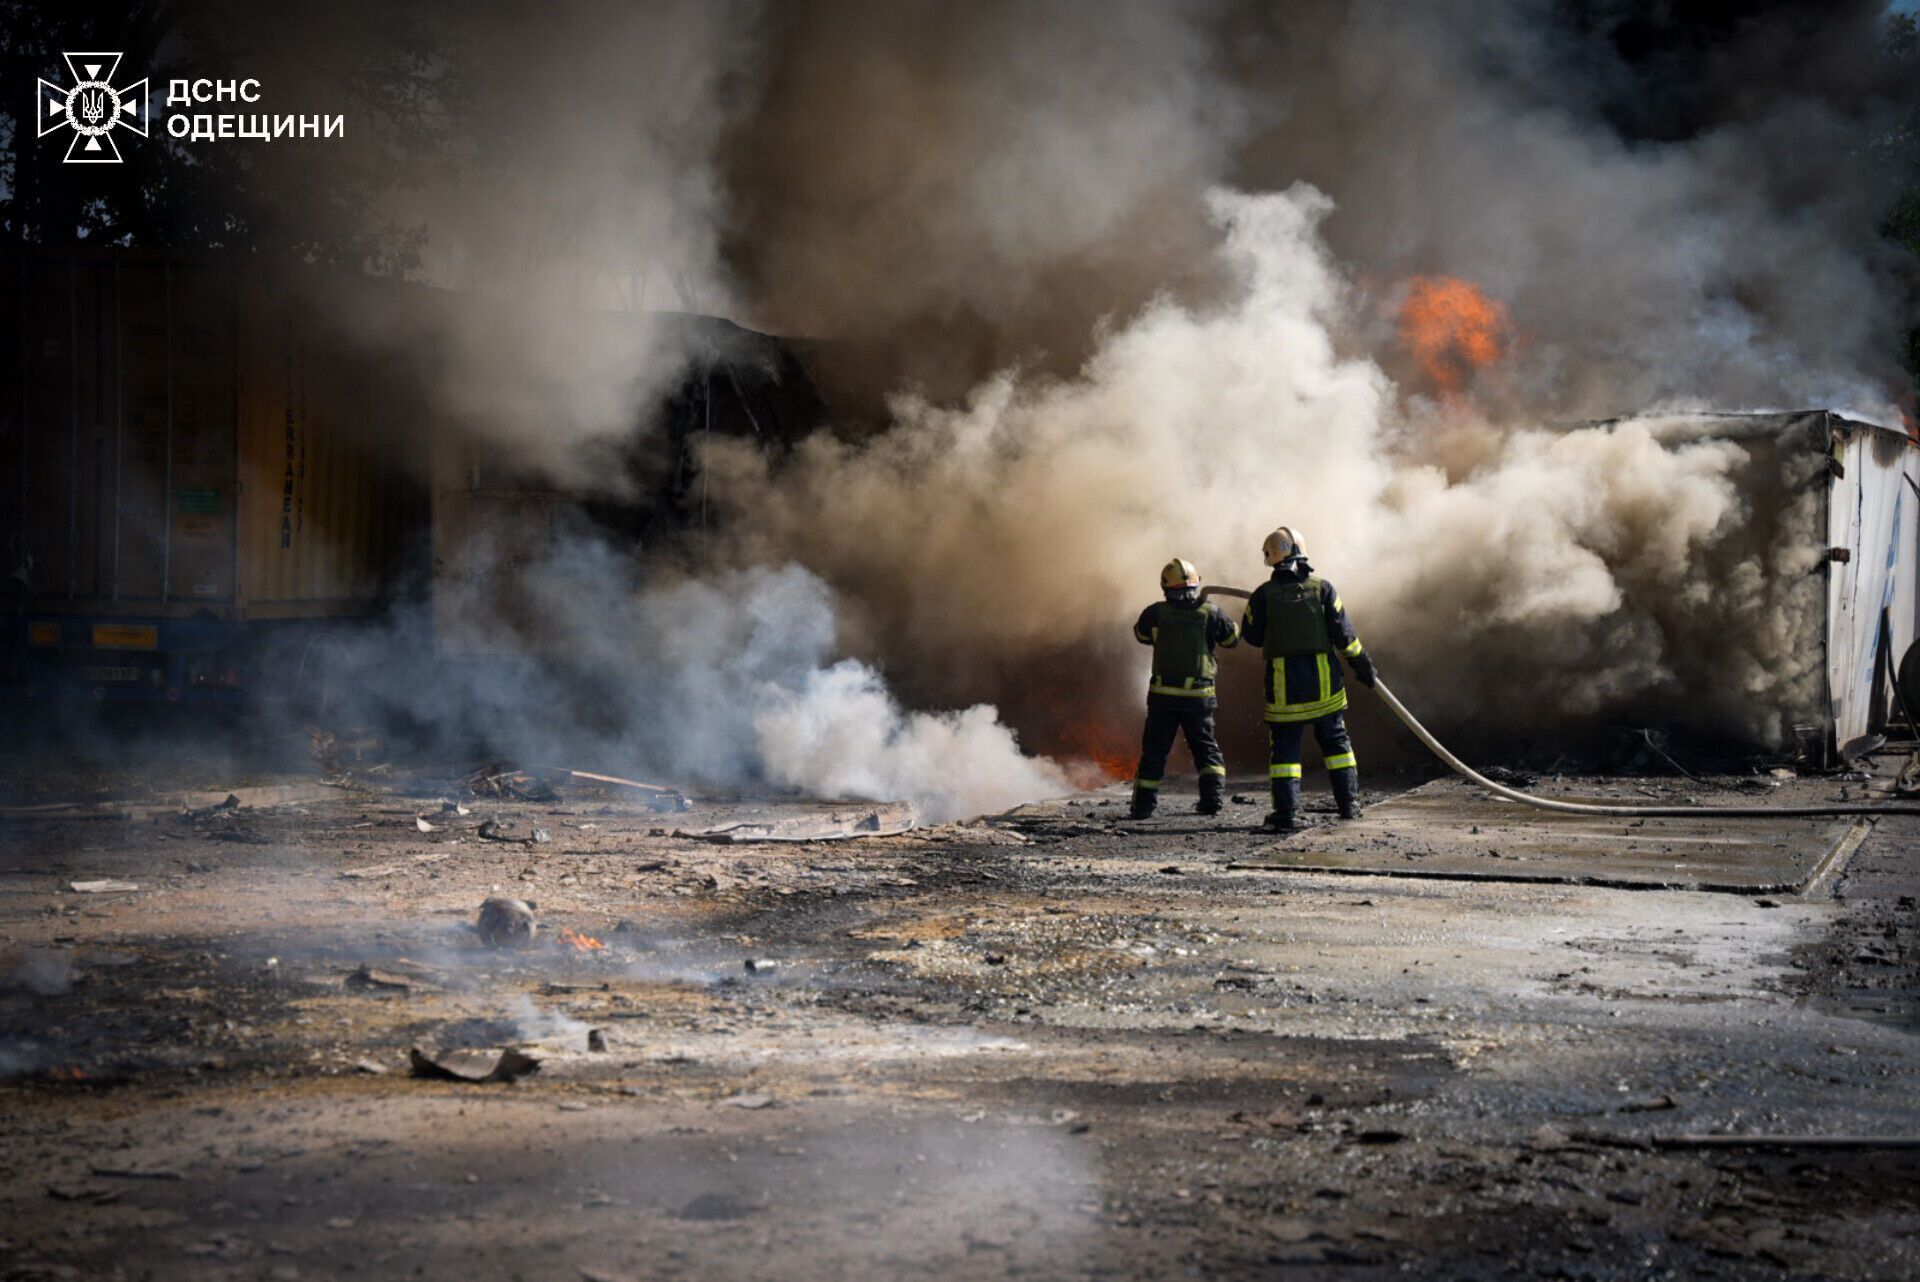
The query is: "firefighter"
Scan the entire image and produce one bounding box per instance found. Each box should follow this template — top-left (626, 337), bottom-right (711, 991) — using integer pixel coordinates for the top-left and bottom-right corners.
top-left (1237, 527), bottom-right (1377, 833)
top-left (1130, 558), bottom-right (1240, 819)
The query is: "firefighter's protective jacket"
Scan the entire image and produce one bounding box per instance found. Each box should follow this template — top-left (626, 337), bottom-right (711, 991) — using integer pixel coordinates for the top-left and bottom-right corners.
top-left (1238, 560), bottom-right (1366, 723)
top-left (1134, 599), bottom-right (1239, 707)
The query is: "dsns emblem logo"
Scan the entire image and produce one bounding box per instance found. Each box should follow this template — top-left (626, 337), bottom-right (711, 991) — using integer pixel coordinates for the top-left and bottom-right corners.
top-left (37, 53), bottom-right (149, 163)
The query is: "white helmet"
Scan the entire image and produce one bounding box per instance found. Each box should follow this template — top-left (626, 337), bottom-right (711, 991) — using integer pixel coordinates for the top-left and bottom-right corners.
top-left (1262, 526), bottom-right (1305, 566)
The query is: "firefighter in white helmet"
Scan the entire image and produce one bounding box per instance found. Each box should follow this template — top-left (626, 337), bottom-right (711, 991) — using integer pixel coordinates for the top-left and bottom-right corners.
top-left (1238, 527), bottom-right (1377, 832)
top-left (1128, 558), bottom-right (1240, 819)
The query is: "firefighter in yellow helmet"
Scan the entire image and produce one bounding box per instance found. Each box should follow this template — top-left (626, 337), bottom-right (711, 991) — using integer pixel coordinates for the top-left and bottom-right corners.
top-left (1238, 527), bottom-right (1377, 833)
top-left (1129, 558), bottom-right (1240, 819)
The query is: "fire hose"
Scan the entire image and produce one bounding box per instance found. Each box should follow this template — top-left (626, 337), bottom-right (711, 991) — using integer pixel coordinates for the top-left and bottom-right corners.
top-left (1201, 585), bottom-right (1920, 819)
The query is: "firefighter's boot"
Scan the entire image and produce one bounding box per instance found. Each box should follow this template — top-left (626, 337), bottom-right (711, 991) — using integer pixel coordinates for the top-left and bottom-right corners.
top-left (1129, 784), bottom-right (1158, 821)
top-left (1264, 778), bottom-right (1300, 833)
top-left (1196, 772), bottom-right (1225, 816)
top-left (1331, 767), bottom-right (1362, 821)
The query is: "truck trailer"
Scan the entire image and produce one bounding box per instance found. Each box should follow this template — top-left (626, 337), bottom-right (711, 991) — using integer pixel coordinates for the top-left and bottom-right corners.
top-left (3, 251), bottom-right (824, 714)
top-left (0, 250), bottom-right (427, 706)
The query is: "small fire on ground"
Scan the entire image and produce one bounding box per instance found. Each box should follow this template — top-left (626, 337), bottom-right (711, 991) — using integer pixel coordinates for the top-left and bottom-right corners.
top-left (1056, 717), bottom-right (1136, 783)
top-left (558, 928), bottom-right (604, 953)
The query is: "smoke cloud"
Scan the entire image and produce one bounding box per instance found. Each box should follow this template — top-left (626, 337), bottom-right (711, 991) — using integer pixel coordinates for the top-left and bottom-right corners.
top-left (278, 0), bottom-right (766, 491)
top-left (236, 0), bottom-right (1920, 795)
top-left (339, 547), bottom-right (1059, 823)
top-left (694, 0), bottom-right (1914, 758)
top-left (710, 187), bottom-right (1831, 749)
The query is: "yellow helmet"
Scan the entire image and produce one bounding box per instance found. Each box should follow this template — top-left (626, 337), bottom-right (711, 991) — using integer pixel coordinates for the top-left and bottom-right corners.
top-left (1160, 558), bottom-right (1202, 591)
top-left (1262, 526), bottom-right (1305, 566)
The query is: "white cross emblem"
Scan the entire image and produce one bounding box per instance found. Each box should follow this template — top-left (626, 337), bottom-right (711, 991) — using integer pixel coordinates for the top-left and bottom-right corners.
top-left (37, 52), bottom-right (149, 164)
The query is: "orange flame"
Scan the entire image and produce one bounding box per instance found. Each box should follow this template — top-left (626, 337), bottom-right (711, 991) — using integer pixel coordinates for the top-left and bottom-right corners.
top-left (558, 928), bottom-right (604, 953)
top-left (1055, 717), bottom-right (1135, 782)
top-left (1397, 276), bottom-right (1512, 395)
top-left (47, 1066), bottom-right (89, 1082)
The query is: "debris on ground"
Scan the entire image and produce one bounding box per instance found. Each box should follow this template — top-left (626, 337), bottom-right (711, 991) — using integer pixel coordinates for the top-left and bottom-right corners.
top-left (88, 1165), bottom-right (184, 1182)
top-left (407, 1046), bottom-right (542, 1084)
top-left (339, 852), bottom-right (452, 879)
top-left (1618, 1093), bottom-right (1679, 1113)
top-left (542, 767), bottom-right (691, 812)
top-left (464, 764), bottom-right (558, 803)
top-left (476, 818), bottom-right (548, 845)
top-left (678, 805), bottom-right (917, 843)
top-left (477, 897), bottom-right (538, 948)
top-left (343, 965), bottom-right (413, 994)
top-left (183, 794), bottom-right (241, 820)
top-left (676, 1191), bottom-right (758, 1221)
top-left (6, 760), bottom-right (1918, 1279)
top-left (718, 1092), bottom-right (775, 1109)
top-left (68, 879), bottom-right (139, 894)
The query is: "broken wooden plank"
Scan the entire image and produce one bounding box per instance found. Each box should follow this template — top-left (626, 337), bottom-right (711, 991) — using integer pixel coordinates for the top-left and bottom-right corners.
top-left (339, 852), bottom-right (453, 880)
top-left (549, 768), bottom-right (680, 796)
top-left (676, 806), bottom-right (918, 844)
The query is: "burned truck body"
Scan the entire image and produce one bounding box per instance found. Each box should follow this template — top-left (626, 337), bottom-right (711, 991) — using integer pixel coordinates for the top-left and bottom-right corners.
top-left (1638, 410), bottom-right (1920, 761)
top-left (1, 250), bottom-right (822, 710)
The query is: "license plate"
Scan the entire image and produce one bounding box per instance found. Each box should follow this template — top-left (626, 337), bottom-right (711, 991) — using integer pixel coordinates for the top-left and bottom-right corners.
top-left (92, 624), bottom-right (158, 650)
top-left (78, 665), bottom-right (140, 682)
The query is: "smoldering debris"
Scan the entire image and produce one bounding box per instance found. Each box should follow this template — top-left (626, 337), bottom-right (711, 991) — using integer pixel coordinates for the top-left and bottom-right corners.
top-left (477, 898), bottom-right (539, 949)
top-left (407, 1046), bottom-right (542, 1085)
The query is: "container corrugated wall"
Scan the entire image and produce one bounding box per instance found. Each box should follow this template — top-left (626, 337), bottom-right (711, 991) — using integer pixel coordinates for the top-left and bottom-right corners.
top-left (0, 254), bottom-right (239, 614)
top-left (2, 250), bottom-right (423, 622)
top-left (234, 271), bottom-right (424, 618)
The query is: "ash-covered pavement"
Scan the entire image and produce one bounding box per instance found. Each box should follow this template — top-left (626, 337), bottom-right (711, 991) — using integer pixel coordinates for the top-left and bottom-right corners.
top-left (2, 763), bottom-right (1918, 1281)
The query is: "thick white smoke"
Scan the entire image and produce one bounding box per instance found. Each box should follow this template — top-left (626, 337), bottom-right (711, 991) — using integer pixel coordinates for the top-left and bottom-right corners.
top-left (637, 564), bottom-right (1066, 820)
top-left (348, 545), bottom-right (1063, 822)
top-left (297, 0), bottom-right (765, 492)
top-left (273, 0), bottom-right (1915, 789)
top-left (755, 662), bottom-right (1067, 821)
top-left (712, 185), bottom-right (1834, 747)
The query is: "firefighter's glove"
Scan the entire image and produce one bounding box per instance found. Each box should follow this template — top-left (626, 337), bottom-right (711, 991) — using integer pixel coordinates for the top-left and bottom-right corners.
top-left (1352, 652), bottom-right (1378, 688)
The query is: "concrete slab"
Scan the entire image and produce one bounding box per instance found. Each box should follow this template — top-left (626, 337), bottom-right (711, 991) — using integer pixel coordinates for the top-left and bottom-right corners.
top-left (1232, 779), bottom-right (1865, 893)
